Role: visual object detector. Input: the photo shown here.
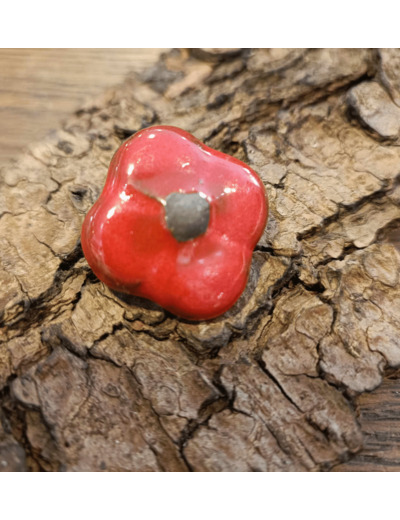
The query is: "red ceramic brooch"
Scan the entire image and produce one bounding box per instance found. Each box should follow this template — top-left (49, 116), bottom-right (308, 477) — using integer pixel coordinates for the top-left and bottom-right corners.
top-left (81, 126), bottom-right (268, 320)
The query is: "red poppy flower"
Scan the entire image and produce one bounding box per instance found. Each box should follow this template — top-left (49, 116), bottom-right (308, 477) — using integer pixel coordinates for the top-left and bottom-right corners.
top-left (81, 126), bottom-right (268, 320)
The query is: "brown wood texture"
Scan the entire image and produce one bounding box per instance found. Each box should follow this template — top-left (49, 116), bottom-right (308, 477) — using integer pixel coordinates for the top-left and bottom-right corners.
top-left (334, 368), bottom-right (400, 471)
top-left (0, 49), bottom-right (164, 165)
top-left (0, 48), bottom-right (400, 471)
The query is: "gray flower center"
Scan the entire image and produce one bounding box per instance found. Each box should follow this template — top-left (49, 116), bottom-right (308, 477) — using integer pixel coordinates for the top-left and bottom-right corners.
top-left (165, 192), bottom-right (210, 242)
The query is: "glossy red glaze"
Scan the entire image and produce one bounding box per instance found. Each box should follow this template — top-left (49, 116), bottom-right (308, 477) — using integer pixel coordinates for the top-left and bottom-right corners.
top-left (81, 126), bottom-right (268, 320)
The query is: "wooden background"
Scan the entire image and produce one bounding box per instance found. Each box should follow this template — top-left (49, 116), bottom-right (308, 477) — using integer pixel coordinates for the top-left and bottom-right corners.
top-left (0, 48), bottom-right (399, 471)
top-left (0, 49), bottom-right (163, 165)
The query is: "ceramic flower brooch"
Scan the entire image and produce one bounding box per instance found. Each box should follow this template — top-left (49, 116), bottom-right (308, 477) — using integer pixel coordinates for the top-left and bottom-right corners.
top-left (81, 126), bottom-right (268, 320)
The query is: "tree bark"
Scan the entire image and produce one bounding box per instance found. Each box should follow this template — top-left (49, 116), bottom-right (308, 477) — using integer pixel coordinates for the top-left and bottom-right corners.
top-left (1, 48), bottom-right (400, 471)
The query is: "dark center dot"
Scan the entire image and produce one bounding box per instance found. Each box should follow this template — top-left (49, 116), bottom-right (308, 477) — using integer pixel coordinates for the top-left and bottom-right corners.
top-left (165, 192), bottom-right (210, 242)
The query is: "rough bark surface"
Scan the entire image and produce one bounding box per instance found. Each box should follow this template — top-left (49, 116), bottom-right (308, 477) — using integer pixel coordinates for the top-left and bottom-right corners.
top-left (1, 48), bottom-right (400, 471)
